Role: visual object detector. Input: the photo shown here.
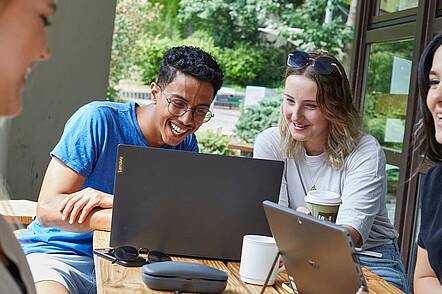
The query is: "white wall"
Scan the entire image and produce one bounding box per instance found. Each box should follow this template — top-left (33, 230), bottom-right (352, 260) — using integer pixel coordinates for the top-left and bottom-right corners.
top-left (4, 0), bottom-right (117, 200)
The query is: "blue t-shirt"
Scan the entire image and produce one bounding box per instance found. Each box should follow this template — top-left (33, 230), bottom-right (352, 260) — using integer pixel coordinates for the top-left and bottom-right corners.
top-left (19, 101), bottom-right (198, 256)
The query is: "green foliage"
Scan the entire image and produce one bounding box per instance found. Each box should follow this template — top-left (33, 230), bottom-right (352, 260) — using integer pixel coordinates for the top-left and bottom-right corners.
top-left (178, 0), bottom-right (352, 57)
top-left (362, 40), bottom-right (414, 150)
top-left (148, 0), bottom-right (182, 38)
top-left (179, 31), bottom-right (221, 55)
top-left (197, 130), bottom-right (233, 155)
top-left (178, 0), bottom-right (283, 47)
top-left (134, 37), bottom-right (173, 85)
top-left (108, 0), bottom-right (163, 100)
top-left (280, 0), bottom-right (352, 56)
top-left (219, 44), bottom-right (265, 87)
top-left (110, 0), bottom-right (355, 100)
top-left (252, 46), bottom-right (288, 87)
top-left (133, 31), bottom-right (221, 85)
top-left (235, 95), bottom-right (282, 144)
top-left (363, 114), bottom-right (386, 144)
top-left (386, 166), bottom-right (400, 183)
top-left (133, 31), bottom-right (286, 88)
top-left (217, 44), bottom-right (288, 87)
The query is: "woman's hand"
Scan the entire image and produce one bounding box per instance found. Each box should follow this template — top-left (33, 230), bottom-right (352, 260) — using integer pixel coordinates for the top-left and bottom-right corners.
top-left (296, 206), bottom-right (311, 214)
top-left (58, 187), bottom-right (113, 224)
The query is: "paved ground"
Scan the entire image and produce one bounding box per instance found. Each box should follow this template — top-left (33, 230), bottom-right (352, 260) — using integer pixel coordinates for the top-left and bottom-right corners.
top-left (196, 107), bottom-right (241, 136)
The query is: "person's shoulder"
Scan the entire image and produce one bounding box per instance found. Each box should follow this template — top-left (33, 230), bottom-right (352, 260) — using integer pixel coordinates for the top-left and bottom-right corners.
top-left (355, 134), bottom-right (382, 151)
top-left (80, 100), bottom-right (133, 114)
top-left (421, 163), bottom-right (442, 215)
top-left (73, 101), bottom-right (133, 121)
top-left (426, 163), bottom-right (442, 182)
top-left (254, 127), bottom-right (282, 159)
top-left (345, 134), bottom-right (384, 170)
top-left (349, 133), bottom-right (384, 159)
top-left (256, 127), bottom-right (280, 144)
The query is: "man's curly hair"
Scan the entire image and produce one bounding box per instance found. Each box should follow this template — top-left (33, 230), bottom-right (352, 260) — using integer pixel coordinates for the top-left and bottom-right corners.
top-left (157, 46), bottom-right (224, 96)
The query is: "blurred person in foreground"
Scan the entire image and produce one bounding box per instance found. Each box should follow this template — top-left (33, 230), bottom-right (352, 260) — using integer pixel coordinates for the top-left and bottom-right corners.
top-left (0, 0), bottom-right (56, 293)
top-left (413, 31), bottom-right (442, 294)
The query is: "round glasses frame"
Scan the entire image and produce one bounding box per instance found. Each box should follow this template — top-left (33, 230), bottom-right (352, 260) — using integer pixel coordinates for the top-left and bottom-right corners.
top-left (165, 97), bottom-right (214, 123)
top-left (156, 85), bottom-right (214, 123)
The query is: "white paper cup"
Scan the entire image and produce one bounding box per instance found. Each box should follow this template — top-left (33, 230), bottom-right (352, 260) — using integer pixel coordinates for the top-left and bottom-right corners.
top-left (239, 235), bottom-right (280, 285)
top-left (304, 190), bottom-right (342, 223)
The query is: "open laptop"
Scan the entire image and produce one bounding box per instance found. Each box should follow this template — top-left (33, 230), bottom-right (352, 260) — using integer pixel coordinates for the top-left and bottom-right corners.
top-left (263, 200), bottom-right (367, 294)
top-left (110, 144), bottom-right (284, 261)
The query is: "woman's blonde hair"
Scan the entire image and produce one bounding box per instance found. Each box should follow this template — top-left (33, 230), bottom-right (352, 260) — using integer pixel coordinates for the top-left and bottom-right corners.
top-left (279, 52), bottom-right (361, 169)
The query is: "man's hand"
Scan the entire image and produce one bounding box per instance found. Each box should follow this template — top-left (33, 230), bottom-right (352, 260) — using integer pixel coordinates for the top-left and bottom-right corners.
top-left (58, 187), bottom-right (113, 224)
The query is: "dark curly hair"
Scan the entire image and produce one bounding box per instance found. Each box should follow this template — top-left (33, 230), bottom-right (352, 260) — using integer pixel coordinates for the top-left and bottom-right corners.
top-left (417, 32), bottom-right (442, 162)
top-left (157, 46), bottom-right (224, 97)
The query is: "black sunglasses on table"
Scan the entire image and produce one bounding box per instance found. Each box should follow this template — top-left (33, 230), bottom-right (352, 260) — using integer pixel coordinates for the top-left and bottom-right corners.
top-left (287, 50), bottom-right (343, 76)
top-left (111, 246), bottom-right (171, 265)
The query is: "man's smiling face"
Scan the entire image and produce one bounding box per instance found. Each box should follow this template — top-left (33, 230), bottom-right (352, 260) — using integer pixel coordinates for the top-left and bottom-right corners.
top-left (149, 71), bottom-right (215, 147)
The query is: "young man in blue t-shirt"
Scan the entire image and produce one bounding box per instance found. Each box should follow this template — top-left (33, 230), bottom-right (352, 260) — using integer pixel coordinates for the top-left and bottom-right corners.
top-left (18, 46), bottom-right (223, 294)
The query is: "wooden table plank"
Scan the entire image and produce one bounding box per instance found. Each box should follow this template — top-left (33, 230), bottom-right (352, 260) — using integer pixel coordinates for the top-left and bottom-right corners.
top-left (362, 267), bottom-right (404, 294)
top-left (226, 262), bottom-right (286, 294)
top-left (0, 200), bottom-right (37, 225)
top-left (93, 231), bottom-right (404, 294)
top-left (94, 231), bottom-right (249, 293)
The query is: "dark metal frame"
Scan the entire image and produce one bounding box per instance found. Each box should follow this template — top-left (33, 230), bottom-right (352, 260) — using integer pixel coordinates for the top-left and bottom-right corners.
top-left (351, 0), bottom-right (440, 274)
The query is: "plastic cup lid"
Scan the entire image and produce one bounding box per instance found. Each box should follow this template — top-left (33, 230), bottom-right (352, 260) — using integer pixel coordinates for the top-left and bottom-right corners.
top-left (304, 190), bottom-right (342, 206)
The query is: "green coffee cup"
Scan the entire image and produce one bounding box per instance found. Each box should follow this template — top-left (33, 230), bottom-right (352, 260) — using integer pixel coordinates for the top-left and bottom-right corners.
top-left (304, 190), bottom-right (342, 223)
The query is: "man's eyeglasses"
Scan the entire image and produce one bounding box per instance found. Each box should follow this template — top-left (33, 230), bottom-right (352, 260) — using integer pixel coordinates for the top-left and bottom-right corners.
top-left (112, 246), bottom-right (171, 265)
top-left (165, 97), bottom-right (214, 123)
top-left (157, 86), bottom-right (214, 123)
top-left (287, 50), bottom-right (343, 76)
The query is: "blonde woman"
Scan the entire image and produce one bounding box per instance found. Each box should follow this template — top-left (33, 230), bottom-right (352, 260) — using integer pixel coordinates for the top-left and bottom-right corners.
top-left (254, 50), bottom-right (409, 292)
top-left (0, 0), bottom-right (55, 293)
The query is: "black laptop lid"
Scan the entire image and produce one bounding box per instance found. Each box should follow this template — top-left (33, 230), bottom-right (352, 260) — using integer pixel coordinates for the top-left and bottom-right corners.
top-left (263, 201), bottom-right (366, 294)
top-left (110, 144), bottom-right (284, 261)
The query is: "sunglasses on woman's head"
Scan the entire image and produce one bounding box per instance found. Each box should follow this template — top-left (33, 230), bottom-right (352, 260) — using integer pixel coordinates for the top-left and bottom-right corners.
top-left (287, 50), bottom-right (343, 76)
top-left (112, 246), bottom-right (171, 264)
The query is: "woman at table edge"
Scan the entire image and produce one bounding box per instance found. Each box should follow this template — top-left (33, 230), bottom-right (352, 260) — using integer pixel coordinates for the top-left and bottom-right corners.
top-left (413, 31), bottom-right (442, 293)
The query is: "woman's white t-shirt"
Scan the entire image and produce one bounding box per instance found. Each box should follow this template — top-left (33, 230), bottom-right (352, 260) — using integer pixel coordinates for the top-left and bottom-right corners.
top-left (254, 127), bottom-right (398, 250)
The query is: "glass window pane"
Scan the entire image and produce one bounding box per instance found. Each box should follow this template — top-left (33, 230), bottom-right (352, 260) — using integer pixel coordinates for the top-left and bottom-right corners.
top-left (363, 39), bottom-right (414, 224)
top-left (379, 0), bottom-right (419, 14)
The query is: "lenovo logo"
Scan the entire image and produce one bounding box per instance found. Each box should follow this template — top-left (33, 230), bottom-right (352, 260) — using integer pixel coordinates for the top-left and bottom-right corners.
top-left (117, 156), bottom-right (124, 173)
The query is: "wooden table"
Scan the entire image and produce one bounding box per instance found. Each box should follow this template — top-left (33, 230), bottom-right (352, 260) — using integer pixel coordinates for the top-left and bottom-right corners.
top-left (227, 143), bottom-right (254, 157)
top-left (93, 231), bottom-right (404, 294)
top-left (0, 199), bottom-right (37, 225)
